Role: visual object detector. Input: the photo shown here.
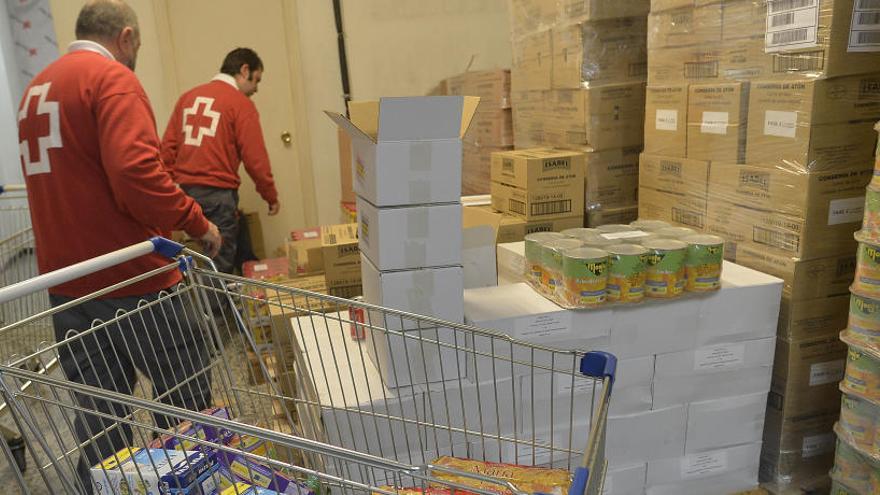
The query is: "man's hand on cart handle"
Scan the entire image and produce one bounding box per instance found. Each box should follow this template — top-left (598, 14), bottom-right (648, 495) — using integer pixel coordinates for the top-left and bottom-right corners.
top-left (200, 222), bottom-right (222, 257)
top-left (268, 201), bottom-right (280, 216)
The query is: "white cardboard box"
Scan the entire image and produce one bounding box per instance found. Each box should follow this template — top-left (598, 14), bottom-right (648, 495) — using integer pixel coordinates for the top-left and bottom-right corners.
top-left (327, 96), bottom-right (478, 206)
top-left (685, 392), bottom-right (768, 454)
top-left (645, 443), bottom-right (761, 495)
top-left (696, 263), bottom-right (782, 345)
top-left (607, 405), bottom-right (687, 465)
top-left (357, 198), bottom-right (463, 271)
top-left (361, 255), bottom-right (466, 388)
top-left (653, 337), bottom-right (775, 408)
top-left (605, 463), bottom-right (648, 495)
top-left (497, 241), bottom-right (525, 285)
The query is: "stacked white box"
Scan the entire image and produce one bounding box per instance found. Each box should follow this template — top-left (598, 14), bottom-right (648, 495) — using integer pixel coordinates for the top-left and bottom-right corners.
top-left (464, 259), bottom-right (782, 493)
top-left (328, 96), bottom-right (478, 388)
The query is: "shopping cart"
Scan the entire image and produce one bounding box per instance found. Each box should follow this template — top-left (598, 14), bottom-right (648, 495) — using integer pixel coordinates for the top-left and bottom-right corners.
top-left (0, 238), bottom-right (615, 495)
top-left (0, 184), bottom-right (51, 473)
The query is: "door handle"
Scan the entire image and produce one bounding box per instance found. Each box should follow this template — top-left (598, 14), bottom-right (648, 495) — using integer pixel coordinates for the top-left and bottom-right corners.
top-left (281, 131), bottom-right (292, 145)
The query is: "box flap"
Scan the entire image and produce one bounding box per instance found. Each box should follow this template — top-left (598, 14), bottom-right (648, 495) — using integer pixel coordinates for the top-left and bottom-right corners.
top-left (374, 96), bottom-right (479, 141)
top-left (324, 111), bottom-right (375, 143)
top-left (348, 100), bottom-right (380, 137)
top-left (462, 205), bottom-right (503, 241)
top-left (459, 96), bottom-right (480, 137)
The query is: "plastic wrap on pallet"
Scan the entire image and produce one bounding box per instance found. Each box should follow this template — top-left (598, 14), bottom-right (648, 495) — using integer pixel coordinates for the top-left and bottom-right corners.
top-left (510, 0), bottom-right (650, 41)
top-left (647, 0), bottom-right (880, 84)
top-left (759, 406), bottom-right (838, 488)
top-left (551, 17), bottom-right (648, 89)
top-left (463, 142), bottom-right (514, 195)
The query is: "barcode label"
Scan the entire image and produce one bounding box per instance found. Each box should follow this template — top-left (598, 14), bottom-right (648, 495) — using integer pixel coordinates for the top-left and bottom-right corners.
top-left (531, 199), bottom-right (572, 216)
top-left (672, 208), bottom-right (705, 229)
top-left (326, 233), bottom-right (337, 245)
top-left (684, 61), bottom-right (719, 79)
top-left (509, 199), bottom-right (526, 215)
top-left (850, 0), bottom-right (880, 51)
top-left (753, 226), bottom-right (800, 252)
top-left (773, 51), bottom-right (825, 71)
top-left (766, 0), bottom-right (819, 52)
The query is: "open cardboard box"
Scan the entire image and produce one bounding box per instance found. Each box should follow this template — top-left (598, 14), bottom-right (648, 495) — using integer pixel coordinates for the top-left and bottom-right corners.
top-left (326, 96), bottom-right (479, 206)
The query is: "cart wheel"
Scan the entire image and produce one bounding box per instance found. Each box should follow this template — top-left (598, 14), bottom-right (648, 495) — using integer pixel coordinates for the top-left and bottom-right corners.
top-left (7, 436), bottom-right (26, 472)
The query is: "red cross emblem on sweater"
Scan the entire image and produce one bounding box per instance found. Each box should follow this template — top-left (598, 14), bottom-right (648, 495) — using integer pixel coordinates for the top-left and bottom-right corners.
top-left (183, 96), bottom-right (220, 146)
top-left (19, 82), bottom-right (62, 176)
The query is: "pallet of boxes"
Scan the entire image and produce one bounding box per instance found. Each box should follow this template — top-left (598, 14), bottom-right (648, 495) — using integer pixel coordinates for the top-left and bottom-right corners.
top-left (637, 0), bottom-right (880, 490)
top-left (508, 0), bottom-right (649, 226)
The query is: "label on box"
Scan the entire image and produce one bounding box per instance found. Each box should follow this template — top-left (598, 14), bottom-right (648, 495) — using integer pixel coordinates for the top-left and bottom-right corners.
top-left (828, 196), bottom-right (865, 225)
top-left (601, 230), bottom-right (649, 240)
top-left (700, 112), bottom-right (729, 135)
top-left (849, 0), bottom-right (880, 52)
top-left (764, 110), bottom-right (798, 138)
top-left (656, 109), bottom-right (679, 131)
top-left (254, 264), bottom-right (268, 272)
top-left (765, 0), bottom-right (820, 53)
top-left (515, 313), bottom-right (572, 340)
top-left (694, 343), bottom-right (746, 371)
top-left (681, 451), bottom-right (729, 479)
top-left (802, 432), bottom-right (834, 458)
top-left (809, 359), bottom-right (845, 386)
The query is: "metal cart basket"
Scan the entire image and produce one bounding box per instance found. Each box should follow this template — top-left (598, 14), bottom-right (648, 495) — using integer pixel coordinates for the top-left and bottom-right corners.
top-left (0, 238), bottom-right (615, 495)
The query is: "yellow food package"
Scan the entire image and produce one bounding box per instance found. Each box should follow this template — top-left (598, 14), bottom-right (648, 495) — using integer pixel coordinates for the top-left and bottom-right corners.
top-left (431, 456), bottom-right (571, 495)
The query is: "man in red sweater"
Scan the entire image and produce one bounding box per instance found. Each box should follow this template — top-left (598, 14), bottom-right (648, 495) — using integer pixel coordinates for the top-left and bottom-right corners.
top-left (162, 48), bottom-right (280, 274)
top-left (17, 1), bottom-right (220, 491)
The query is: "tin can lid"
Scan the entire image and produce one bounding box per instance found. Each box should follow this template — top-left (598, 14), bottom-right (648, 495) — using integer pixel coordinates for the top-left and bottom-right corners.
top-left (682, 234), bottom-right (725, 246)
top-left (642, 239), bottom-right (687, 251)
top-left (607, 243), bottom-right (649, 256)
top-left (564, 247), bottom-right (609, 260)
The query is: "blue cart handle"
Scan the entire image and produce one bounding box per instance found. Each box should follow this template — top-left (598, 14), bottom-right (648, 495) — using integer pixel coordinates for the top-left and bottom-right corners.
top-left (0, 237), bottom-right (184, 304)
top-left (580, 351), bottom-right (617, 392)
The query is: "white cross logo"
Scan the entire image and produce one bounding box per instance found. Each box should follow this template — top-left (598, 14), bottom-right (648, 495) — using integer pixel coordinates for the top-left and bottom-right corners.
top-left (182, 96), bottom-right (220, 146)
top-left (18, 82), bottom-right (62, 176)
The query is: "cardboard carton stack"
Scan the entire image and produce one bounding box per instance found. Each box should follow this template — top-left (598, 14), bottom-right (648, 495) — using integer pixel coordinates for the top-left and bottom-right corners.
top-left (508, 0), bottom-right (649, 226)
top-left (436, 70), bottom-right (514, 195)
top-left (639, 0), bottom-right (880, 490)
top-left (286, 223), bottom-right (363, 298)
top-left (328, 96), bottom-right (477, 389)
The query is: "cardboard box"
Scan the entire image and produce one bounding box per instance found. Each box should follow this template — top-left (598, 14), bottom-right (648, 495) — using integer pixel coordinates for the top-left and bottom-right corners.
top-left (356, 198), bottom-right (462, 271)
top-left (318, 223), bottom-right (360, 289)
top-left (639, 153), bottom-right (710, 197)
top-left (242, 257), bottom-right (290, 280)
top-left (497, 241), bottom-right (526, 284)
top-left (551, 17), bottom-right (648, 89)
top-left (337, 127), bottom-right (355, 203)
top-left (706, 198), bottom-right (861, 261)
top-left (720, 35), bottom-right (776, 81)
top-left (326, 96), bottom-right (478, 207)
top-left (605, 463), bottom-right (649, 495)
top-left (607, 405), bottom-right (687, 465)
top-left (586, 204), bottom-right (639, 227)
top-left (777, 295), bottom-right (849, 342)
top-left (512, 30), bottom-right (553, 92)
top-left (647, 4), bottom-right (723, 48)
top-left (360, 255), bottom-right (466, 388)
top-left (760, 408), bottom-right (838, 486)
top-left (287, 227), bottom-right (323, 274)
top-left (465, 109), bottom-right (514, 147)
top-left (448, 69), bottom-right (512, 111)
top-left (511, 90), bottom-right (549, 148)
top-left (646, 443), bottom-right (761, 495)
top-left (746, 75), bottom-right (880, 171)
top-left (650, 0), bottom-right (722, 13)
top-left (647, 45), bottom-right (723, 84)
top-left (243, 211), bottom-right (266, 260)
top-left (463, 143), bottom-right (511, 196)
top-left (463, 205), bottom-right (583, 244)
top-left (638, 187), bottom-right (707, 229)
top-left (685, 393), bottom-right (768, 453)
top-left (584, 147), bottom-right (640, 210)
top-left (491, 181), bottom-right (585, 222)
top-left (726, 245), bottom-right (855, 301)
top-left (490, 148), bottom-right (586, 190)
top-left (708, 162), bottom-right (871, 219)
top-left (652, 337), bottom-right (775, 408)
top-left (687, 82), bottom-right (749, 163)
top-left (770, 335), bottom-right (846, 417)
top-left (510, 0), bottom-right (558, 39)
top-left (644, 85), bottom-right (689, 156)
top-left (560, 0), bottom-right (651, 22)
top-left (544, 83), bottom-right (647, 151)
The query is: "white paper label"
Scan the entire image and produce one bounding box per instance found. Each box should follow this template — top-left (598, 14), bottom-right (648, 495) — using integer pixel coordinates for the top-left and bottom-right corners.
top-left (849, 0), bottom-right (880, 52)
top-left (700, 111), bottom-right (729, 135)
top-left (601, 230), bottom-right (649, 240)
top-left (515, 313), bottom-right (572, 340)
top-left (694, 343), bottom-right (746, 371)
top-left (828, 196), bottom-right (866, 225)
top-left (656, 109), bottom-right (679, 131)
top-left (802, 433), bottom-right (834, 458)
top-left (681, 451), bottom-right (729, 479)
top-left (764, 110), bottom-right (798, 138)
top-left (253, 263), bottom-right (268, 272)
top-left (765, 0), bottom-right (820, 52)
top-left (303, 231), bottom-right (319, 239)
top-left (809, 359), bottom-right (845, 386)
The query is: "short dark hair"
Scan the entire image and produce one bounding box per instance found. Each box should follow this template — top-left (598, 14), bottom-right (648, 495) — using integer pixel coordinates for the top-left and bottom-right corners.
top-left (220, 48), bottom-right (263, 77)
top-left (75, 0), bottom-right (138, 40)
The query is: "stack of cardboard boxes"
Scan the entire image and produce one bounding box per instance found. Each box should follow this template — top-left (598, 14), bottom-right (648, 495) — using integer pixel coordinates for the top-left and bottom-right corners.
top-left (638, 0), bottom-right (880, 491)
top-left (434, 70), bottom-right (514, 195)
top-left (286, 223), bottom-right (363, 298)
top-left (328, 96), bottom-right (476, 389)
top-left (508, 0), bottom-right (649, 226)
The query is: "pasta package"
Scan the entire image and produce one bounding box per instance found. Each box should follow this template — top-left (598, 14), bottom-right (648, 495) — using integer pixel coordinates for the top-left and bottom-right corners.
top-left (431, 456), bottom-right (571, 495)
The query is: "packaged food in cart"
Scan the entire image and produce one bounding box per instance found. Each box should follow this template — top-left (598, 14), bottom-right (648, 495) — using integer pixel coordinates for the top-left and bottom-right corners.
top-left (219, 453), bottom-right (314, 495)
top-left (150, 407), bottom-right (235, 453)
top-left (90, 447), bottom-right (216, 495)
top-left (430, 456), bottom-right (572, 495)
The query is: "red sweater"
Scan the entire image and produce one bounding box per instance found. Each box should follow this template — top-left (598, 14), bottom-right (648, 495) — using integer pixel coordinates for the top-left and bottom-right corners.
top-left (18, 48), bottom-right (210, 298)
top-left (161, 77), bottom-right (278, 205)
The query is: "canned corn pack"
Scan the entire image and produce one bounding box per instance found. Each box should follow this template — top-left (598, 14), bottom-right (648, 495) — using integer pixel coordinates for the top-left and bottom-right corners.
top-left (524, 232), bottom-right (564, 288)
top-left (842, 337), bottom-right (880, 402)
top-left (643, 239), bottom-right (687, 299)
top-left (561, 247), bottom-right (608, 308)
top-left (629, 219), bottom-right (670, 232)
top-left (863, 185), bottom-right (880, 235)
top-left (854, 231), bottom-right (880, 299)
top-left (655, 226), bottom-right (696, 240)
top-left (849, 291), bottom-right (880, 346)
top-left (839, 393), bottom-right (879, 453)
top-left (606, 244), bottom-right (647, 304)
top-left (683, 235), bottom-right (724, 292)
top-left (540, 238), bottom-right (583, 294)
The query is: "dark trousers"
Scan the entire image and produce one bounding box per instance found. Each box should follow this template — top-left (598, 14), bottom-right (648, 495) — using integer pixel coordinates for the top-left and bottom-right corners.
top-left (50, 290), bottom-right (213, 494)
top-left (183, 185), bottom-right (239, 274)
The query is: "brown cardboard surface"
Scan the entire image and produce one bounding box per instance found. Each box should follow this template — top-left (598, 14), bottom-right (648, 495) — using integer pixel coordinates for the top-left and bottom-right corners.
top-left (706, 198), bottom-right (860, 261)
top-left (707, 163), bottom-right (871, 219)
top-left (466, 109), bottom-right (514, 147)
top-left (463, 205), bottom-right (583, 243)
top-left (560, 0), bottom-right (651, 22)
top-left (644, 84), bottom-right (689, 156)
top-left (337, 127), bottom-right (355, 203)
top-left (648, 45), bottom-right (724, 84)
top-left (543, 83), bottom-right (646, 150)
top-left (746, 75), bottom-right (880, 170)
top-left (759, 407), bottom-right (837, 487)
top-left (244, 212), bottom-right (266, 260)
top-left (721, 0), bottom-right (766, 41)
top-left (638, 153), bottom-right (711, 198)
top-left (551, 17), bottom-right (648, 89)
top-left (512, 30), bottom-right (553, 92)
top-left (490, 148), bottom-right (586, 190)
top-left (320, 223), bottom-right (361, 289)
top-left (687, 82), bottom-right (749, 163)
top-left (720, 36), bottom-right (776, 81)
top-left (650, 0), bottom-right (721, 13)
top-left (512, 90), bottom-right (550, 148)
top-left (587, 204), bottom-right (639, 226)
top-left (449, 69), bottom-right (511, 110)
top-left (647, 4), bottom-right (723, 48)
top-left (463, 144), bottom-right (512, 196)
top-left (510, 0), bottom-right (558, 40)
top-left (777, 294), bottom-right (849, 342)
top-left (584, 147), bottom-right (640, 209)
top-left (638, 186), bottom-right (708, 229)
top-left (770, 336), bottom-right (847, 417)
top-left (491, 180), bottom-right (585, 221)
